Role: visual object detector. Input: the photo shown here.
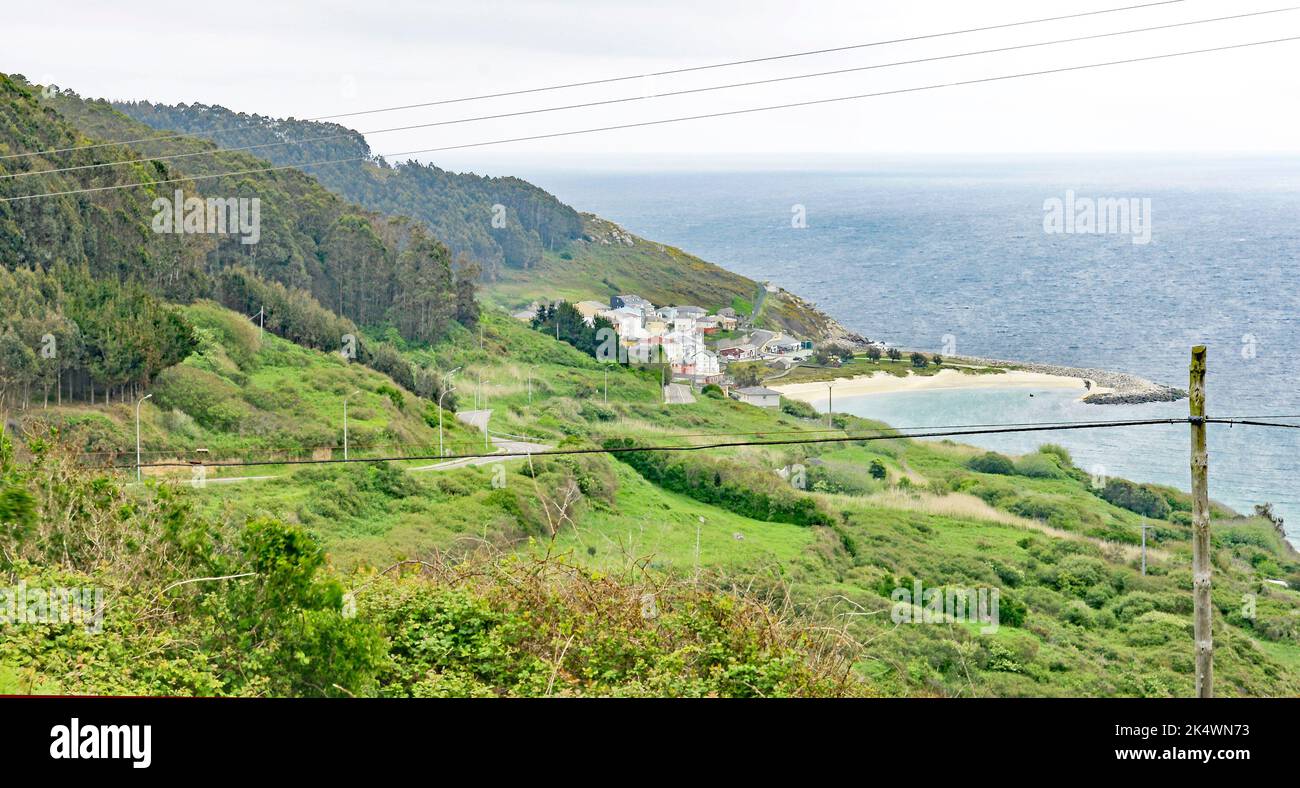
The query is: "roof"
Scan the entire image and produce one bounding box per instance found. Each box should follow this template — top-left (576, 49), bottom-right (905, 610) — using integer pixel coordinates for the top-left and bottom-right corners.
top-left (735, 386), bottom-right (783, 397)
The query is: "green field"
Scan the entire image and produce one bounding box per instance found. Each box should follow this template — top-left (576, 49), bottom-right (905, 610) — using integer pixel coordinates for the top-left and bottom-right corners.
top-left (94, 307), bottom-right (1294, 697)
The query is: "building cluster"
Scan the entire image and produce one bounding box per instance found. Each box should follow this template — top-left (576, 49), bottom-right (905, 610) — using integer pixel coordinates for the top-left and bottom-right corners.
top-left (569, 295), bottom-right (742, 383)
top-left (515, 292), bottom-right (827, 406)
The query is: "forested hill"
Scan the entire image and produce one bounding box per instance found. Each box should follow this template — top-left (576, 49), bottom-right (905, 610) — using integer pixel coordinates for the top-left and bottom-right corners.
top-left (108, 97), bottom-right (858, 341)
top-left (0, 73), bottom-right (474, 406)
top-left (112, 100), bottom-right (584, 280)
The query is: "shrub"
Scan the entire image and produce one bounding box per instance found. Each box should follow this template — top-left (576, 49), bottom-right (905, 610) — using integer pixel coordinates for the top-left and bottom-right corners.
top-left (152, 365), bottom-right (250, 431)
top-left (968, 451), bottom-right (1015, 475)
top-left (1062, 600), bottom-right (1095, 628)
top-left (780, 397), bottom-right (819, 420)
top-left (1037, 443), bottom-right (1073, 466)
top-left (1098, 478), bottom-right (1171, 519)
top-left (1014, 452), bottom-right (1065, 479)
top-left (604, 438), bottom-right (832, 526)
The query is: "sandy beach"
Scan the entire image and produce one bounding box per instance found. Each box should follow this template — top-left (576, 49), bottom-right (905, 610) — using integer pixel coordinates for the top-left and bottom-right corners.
top-left (771, 368), bottom-right (1108, 402)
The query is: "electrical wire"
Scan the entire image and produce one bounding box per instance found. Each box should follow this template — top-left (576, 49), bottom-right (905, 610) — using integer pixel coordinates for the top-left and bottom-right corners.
top-left (9, 6), bottom-right (1292, 182)
top-left (117, 417), bottom-right (1192, 470)
top-left (6, 34), bottom-right (1298, 204)
top-left (0, 0), bottom-right (1187, 161)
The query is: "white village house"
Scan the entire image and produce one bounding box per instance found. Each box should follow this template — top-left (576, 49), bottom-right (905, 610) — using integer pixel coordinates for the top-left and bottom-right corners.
top-left (732, 386), bottom-right (782, 408)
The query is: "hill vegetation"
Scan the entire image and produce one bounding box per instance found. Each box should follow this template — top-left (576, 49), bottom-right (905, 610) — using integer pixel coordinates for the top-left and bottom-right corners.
top-left (104, 96), bottom-right (851, 340)
top-left (1, 74), bottom-right (1297, 698)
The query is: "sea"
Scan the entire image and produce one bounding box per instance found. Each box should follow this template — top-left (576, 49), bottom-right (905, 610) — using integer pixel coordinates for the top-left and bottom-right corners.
top-left (485, 154), bottom-right (1300, 545)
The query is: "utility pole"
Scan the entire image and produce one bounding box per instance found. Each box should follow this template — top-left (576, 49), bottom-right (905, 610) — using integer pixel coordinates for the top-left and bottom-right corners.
top-left (135, 392), bottom-right (152, 482)
top-left (528, 372), bottom-right (532, 405)
top-left (827, 382), bottom-right (835, 428)
top-left (695, 516), bottom-right (703, 584)
top-left (1189, 345), bottom-right (1212, 698)
top-left (256, 305), bottom-right (264, 340)
top-left (604, 366), bottom-right (608, 404)
top-left (343, 389), bottom-right (359, 460)
top-left (437, 368), bottom-right (459, 458)
top-left (1140, 524), bottom-right (1154, 576)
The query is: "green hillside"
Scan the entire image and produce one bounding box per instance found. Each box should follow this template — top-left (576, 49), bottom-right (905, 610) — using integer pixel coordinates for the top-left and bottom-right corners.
top-left (105, 97), bottom-right (853, 340)
top-left (1, 74), bottom-right (1296, 699)
top-left (176, 314), bottom-right (1300, 696)
top-left (17, 301), bottom-right (482, 469)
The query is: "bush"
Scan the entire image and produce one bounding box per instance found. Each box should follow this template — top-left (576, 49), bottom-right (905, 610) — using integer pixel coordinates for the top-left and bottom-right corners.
top-left (1037, 443), bottom-right (1073, 466)
top-left (701, 384), bottom-right (724, 399)
top-left (780, 397), bottom-right (819, 419)
top-left (1062, 600), bottom-right (1095, 628)
top-left (152, 365), bottom-right (251, 431)
top-left (1014, 452), bottom-right (1065, 479)
top-left (1098, 478), bottom-right (1172, 519)
top-left (968, 452), bottom-right (1015, 475)
top-left (604, 439), bottom-right (832, 526)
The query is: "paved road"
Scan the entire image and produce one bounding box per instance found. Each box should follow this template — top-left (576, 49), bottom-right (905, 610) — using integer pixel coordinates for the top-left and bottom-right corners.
top-left (144, 436), bottom-right (553, 488)
top-left (663, 383), bottom-right (696, 404)
top-left (455, 409), bottom-right (492, 431)
top-left (409, 438), bottom-right (552, 472)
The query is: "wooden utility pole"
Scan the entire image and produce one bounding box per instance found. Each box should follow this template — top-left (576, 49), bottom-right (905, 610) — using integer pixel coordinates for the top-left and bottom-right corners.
top-left (1189, 345), bottom-right (1213, 698)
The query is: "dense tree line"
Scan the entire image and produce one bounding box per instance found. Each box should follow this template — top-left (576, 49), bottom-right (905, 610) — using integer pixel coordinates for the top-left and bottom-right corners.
top-left (0, 265), bottom-right (196, 408)
top-left (0, 75), bottom-right (210, 300)
top-left (39, 83), bottom-right (479, 347)
top-left (530, 301), bottom-right (616, 359)
top-left (0, 76), bottom-right (472, 411)
top-left (111, 100), bottom-right (585, 279)
top-left (216, 266), bottom-right (456, 408)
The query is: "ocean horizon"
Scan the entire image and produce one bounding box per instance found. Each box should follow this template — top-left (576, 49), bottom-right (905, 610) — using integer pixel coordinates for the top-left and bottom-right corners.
top-left (493, 154), bottom-right (1300, 545)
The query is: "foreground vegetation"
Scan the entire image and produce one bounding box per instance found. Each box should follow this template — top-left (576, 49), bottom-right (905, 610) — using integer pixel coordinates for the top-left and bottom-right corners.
top-left (8, 310), bottom-right (1292, 697)
top-left (2, 72), bottom-right (1298, 697)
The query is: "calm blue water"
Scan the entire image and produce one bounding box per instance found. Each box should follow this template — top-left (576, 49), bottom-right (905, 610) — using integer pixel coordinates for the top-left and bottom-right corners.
top-left (506, 156), bottom-right (1300, 543)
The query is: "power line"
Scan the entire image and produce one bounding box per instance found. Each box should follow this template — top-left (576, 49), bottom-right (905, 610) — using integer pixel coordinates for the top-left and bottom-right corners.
top-left (10, 6), bottom-right (1291, 182)
top-left (2, 0), bottom-right (1186, 162)
top-left (6, 34), bottom-right (1299, 204)
top-left (87, 416), bottom-right (1184, 463)
top-left (120, 417), bottom-right (1192, 470)
top-left (1206, 418), bottom-right (1300, 428)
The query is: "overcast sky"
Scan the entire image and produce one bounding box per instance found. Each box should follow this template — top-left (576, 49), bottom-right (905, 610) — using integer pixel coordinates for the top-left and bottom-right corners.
top-left (10, 1), bottom-right (1300, 169)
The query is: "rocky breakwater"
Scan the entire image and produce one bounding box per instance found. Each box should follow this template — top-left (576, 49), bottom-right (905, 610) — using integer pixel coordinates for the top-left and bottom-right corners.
top-left (950, 356), bottom-right (1187, 405)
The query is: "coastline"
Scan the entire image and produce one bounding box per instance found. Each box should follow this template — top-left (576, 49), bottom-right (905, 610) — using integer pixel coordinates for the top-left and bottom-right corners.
top-left (770, 358), bottom-right (1185, 405)
top-left (945, 355), bottom-right (1187, 405)
top-left (771, 368), bottom-right (1099, 401)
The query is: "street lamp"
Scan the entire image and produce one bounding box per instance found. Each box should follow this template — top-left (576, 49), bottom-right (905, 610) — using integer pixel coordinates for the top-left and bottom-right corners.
top-left (343, 389), bottom-right (360, 460)
top-left (438, 367), bottom-right (460, 458)
top-left (479, 372), bottom-right (490, 451)
top-left (135, 393), bottom-right (152, 482)
top-left (1140, 525), bottom-right (1155, 575)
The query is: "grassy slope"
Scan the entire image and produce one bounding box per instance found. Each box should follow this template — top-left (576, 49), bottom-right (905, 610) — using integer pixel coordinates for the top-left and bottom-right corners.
top-left (179, 313), bottom-right (1300, 696)
top-left (21, 302), bottom-right (481, 477)
top-left (483, 214), bottom-right (844, 339)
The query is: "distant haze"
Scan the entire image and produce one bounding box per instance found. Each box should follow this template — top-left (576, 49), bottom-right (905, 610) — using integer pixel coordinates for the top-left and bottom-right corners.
top-left (7, 1), bottom-right (1300, 168)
